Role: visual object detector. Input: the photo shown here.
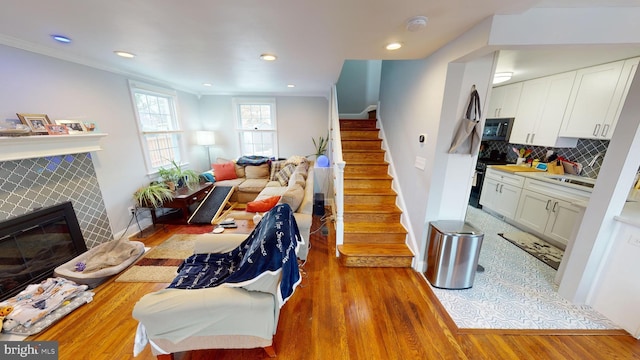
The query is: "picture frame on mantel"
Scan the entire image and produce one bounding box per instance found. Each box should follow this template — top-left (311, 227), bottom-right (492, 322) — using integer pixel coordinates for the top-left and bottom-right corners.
top-left (17, 113), bottom-right (51, 134)
top-left (55, 119), bottom-right (87, 134)
top-left (45, 124), bottom-right (69, 135)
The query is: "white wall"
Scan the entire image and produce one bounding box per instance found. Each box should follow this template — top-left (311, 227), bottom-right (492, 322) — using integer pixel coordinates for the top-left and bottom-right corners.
top-left (378, 18), bottom-right (494, 270)
top-left (0, 44), bottom-right (201, 238)
top-left (198, 95), bottom-right (328, 162)
top-left (336, 60), bottom-right (381, 114)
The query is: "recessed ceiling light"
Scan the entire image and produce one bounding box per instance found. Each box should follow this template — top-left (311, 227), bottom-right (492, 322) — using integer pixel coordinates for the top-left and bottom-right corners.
top-left (51, 35), bottom-right (71, 44)
top-left (287, 84), bottom-right (295, 88)
top-left (114, 51), bottom-right (136, 58)
top-left (203, 83), bottom-right (212, 87)
top-left (260, 54), bottom-right (277, 61)
top-left (386, 42), bottom-right (402, 51)
top-left (493, 72), bottom-right (513, 84)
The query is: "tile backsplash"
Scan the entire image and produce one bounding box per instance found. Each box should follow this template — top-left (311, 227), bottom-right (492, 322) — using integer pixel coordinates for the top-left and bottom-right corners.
top-left (482, 138), bottom-right (608, 179)
top-left (0, 153), bottom-right (112, 248)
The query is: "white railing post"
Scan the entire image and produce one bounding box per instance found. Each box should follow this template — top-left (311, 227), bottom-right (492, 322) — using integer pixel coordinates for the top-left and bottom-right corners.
top-left (330, 85), bottom-right (344, 256)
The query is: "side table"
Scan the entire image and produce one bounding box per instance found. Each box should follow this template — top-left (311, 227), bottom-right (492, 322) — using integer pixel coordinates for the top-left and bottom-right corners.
top-left (150, 182), bottom-right (213, 225)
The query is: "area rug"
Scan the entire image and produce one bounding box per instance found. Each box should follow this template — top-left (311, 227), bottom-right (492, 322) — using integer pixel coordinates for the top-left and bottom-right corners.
top-left (498, 232), bottom-right (563, 270)
top-left (115, 234), bottom-right (195, 283)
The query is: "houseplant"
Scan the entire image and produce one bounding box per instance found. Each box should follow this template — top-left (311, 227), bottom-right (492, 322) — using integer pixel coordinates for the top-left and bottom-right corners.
top-left (311, 132), bottom-right (329, 158)
top-left (133, 182), bottom-right (174, 208)
top-left (158, 160), bottom-right (200, 190)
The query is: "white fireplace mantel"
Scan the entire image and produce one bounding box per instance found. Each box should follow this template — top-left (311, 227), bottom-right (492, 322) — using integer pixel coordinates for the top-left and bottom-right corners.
top-left (0, 133), bottom-right (108, 162)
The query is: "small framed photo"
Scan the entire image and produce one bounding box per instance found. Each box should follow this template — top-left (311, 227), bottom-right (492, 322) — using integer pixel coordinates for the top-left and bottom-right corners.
top-left (45, 124), bottom-right (69, 135)
top-left (17, 113), bottom-right (51, 133)
top-left (54, 120), bottom-right (87, 134)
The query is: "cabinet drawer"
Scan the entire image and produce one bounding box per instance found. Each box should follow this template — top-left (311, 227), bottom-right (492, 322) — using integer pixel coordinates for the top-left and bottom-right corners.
top-left (523, 178), bottom-right (590, 203)
top-left (486, 168), bottom-right (525, 188)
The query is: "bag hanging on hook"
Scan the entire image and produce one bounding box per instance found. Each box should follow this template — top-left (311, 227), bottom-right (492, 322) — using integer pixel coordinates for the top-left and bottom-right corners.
top-left (449, 87), bottom-right (482, 155)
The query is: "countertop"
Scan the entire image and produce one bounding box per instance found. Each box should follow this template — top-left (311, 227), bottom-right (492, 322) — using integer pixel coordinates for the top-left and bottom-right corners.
top-left (489, 164), bottom-right (640, 226)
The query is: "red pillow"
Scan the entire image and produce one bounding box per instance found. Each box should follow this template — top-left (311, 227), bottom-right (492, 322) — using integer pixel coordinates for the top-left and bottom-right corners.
top-left (246, 196), bottom-right (281, 213)
top-left (212, 162), bottom-right (237, 181)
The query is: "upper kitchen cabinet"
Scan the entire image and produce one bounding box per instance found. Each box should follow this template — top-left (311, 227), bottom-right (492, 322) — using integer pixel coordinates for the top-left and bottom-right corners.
top-left (487, 82), bottom-right (522, 118)
top-left (509, 71), bottom-right (578, 148)
top-left (560, 57), bottom-right (639, 140)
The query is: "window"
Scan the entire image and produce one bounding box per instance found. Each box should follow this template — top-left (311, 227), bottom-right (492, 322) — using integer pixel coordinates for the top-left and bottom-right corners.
top-left (233, 97), bottom-right (278, 157)
top-left (129, 81), bottom-right (184, 173)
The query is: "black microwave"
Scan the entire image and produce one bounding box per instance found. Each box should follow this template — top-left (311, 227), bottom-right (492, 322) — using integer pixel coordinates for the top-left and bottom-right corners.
top-left (482, 118), bottom-right (514, 141)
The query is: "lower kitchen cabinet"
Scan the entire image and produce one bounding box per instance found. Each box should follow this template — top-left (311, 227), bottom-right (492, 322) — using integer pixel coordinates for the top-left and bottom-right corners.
top-left (514, 189), bottom-right (582, 247)
top-left (480, 169), bottom-right (524, 219)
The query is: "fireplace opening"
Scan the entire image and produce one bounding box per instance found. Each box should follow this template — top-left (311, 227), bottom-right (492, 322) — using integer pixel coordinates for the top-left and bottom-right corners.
top-left (0, 201), bottom-right (88, 301)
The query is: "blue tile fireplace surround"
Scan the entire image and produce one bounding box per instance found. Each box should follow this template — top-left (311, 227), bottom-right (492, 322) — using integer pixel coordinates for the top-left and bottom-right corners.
top-left (0, 153), bottom-right (112, 249)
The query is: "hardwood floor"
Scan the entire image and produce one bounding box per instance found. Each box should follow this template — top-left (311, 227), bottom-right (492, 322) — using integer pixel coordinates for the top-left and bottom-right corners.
top-left (29, 217), bottom-right (640, 359)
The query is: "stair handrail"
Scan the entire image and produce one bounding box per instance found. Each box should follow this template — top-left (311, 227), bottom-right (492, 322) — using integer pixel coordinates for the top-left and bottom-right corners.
top-left (330, 85), bottom-right (345, 255)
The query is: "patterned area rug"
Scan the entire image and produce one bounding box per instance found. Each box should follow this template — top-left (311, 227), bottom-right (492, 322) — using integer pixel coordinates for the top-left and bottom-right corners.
top-left (498, 232), bottom-right (563, 270)
top-left (115, 234), bottom-right (195, 283)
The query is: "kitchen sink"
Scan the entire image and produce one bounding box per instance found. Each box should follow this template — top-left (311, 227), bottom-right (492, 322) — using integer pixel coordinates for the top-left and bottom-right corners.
top-left (546, 176), bottom-right (595, 188)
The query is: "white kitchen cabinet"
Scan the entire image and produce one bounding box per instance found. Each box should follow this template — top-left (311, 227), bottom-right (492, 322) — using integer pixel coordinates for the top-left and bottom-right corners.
top-left (560, 57), bottom-right (639, 140)
top-left (487, 82), bottom-right (523, 118)
top-left (480, 168), bottom-right (524, 219)
top-left (509, 71), bottom-right (578, 148)
top-left (515, 189), bottom-right (582, 247)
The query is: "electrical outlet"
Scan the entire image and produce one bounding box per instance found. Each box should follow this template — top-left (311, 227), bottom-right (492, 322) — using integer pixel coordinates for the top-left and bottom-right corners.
top-left (128, 206), bottom-right (136, 215)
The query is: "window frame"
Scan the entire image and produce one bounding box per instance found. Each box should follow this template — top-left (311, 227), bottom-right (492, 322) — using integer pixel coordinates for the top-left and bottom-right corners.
top-left (129, 80), bottom-right (186, 175)
top-left (232, 97), bottom-right (278, 158)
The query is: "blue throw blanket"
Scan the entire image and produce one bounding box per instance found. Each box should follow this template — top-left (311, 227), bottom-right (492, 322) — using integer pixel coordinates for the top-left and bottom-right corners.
top-left (168, 204), bottom-right (302, 306)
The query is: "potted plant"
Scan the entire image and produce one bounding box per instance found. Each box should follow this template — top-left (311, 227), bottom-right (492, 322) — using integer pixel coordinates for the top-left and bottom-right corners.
top-left (311, 132), bottom-right (329, 158)
top-left (158, 160), bottom-right (200, 190)
top-left (133, 182), bottom-right (174, 208)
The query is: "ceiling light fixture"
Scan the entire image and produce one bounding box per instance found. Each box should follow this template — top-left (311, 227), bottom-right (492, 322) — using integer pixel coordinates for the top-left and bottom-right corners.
top-left (406, 16), bottom-right (428, 32)
top-left (114, 51), bottom-right (136, 58)
top-left (287, 84), bottom-right (295, 88)
top-left (493, 72), bottom-right (513, 84)
top-left (51, 35), bottom-right (72, 43)
top-left (260, 54), bottom-right (277, 61)
top-left (203, 83), bottom-right (212, 87)
top-left (386, 42), bottom-right (402, 51)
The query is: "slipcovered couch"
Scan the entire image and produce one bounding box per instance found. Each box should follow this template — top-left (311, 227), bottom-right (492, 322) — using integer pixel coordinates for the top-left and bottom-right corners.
top-left (133, 205), bottom-right (303, 359)
top-left (211, 157), bottom-right (314, 260)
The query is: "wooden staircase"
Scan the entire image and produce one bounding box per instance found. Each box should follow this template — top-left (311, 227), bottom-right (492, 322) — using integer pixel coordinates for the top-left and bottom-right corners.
top-left (337, 119), bottom-right (413, 267)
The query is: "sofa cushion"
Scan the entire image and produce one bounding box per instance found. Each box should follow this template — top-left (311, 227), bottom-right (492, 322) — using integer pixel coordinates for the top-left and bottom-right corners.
top-left (285, 155), bottom-right (307, 166)
top-left (216, 157), bottom-right (245, 178)
top-left (212, 162), bottom-right (237, 181)
top-left (288, 172), bottom-right (306, 188)
top-left (213, 178), bottom-right (245, 188)
top-left (238, 178), bottom-right (269, 193)
top-left (265, 180), bottom-right (282, 188)
top-left (246, 196), bottom-right (281, 213)
top-left (269, 160), bottom-right (287, 181)
top-left (245, 163), bottom-right (270, 179)
top-left (294, 162), bottom-right (309, 179)
top-left (275, 164), bottom-right (296, 186)
top-left (278, 183), bottom-right (304, 212)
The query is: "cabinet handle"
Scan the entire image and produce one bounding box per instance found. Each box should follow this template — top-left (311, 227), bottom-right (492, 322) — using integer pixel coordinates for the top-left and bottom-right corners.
top-left (499, 184), bottom-right (504, 193)
top-left (545, 199), bottom-right (551, 210)
top-left (530, 133), bottom-right (535, 143)
top-left (593, 124), bottom-right (601, 137)
top-left (602, 124), bottom-right (610, 137)
top-left (552, 201), bottom-right (558, 213)
top-left (525, 133), bottom-right (530, 143)
top-left (496, 183), bottom-right (500, 192)
top-left (192, 197), bottom-right (198, 201)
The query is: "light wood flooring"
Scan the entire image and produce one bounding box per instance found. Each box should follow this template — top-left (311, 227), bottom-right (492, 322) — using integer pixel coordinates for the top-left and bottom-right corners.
top-left (29, 216), bottom-right (640, 359)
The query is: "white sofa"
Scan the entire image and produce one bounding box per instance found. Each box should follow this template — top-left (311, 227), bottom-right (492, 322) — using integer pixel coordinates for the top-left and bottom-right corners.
top-left (133, 228), bottom-right (301, 359)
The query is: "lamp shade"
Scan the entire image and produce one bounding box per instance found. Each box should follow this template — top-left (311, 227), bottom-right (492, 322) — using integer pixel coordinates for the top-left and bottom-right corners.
top-left (196, 131), bottom-right (216, 146)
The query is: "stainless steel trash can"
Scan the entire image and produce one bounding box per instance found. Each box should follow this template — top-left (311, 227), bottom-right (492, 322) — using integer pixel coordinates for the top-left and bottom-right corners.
top-left (425, 220), bottom-right (484, 289)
